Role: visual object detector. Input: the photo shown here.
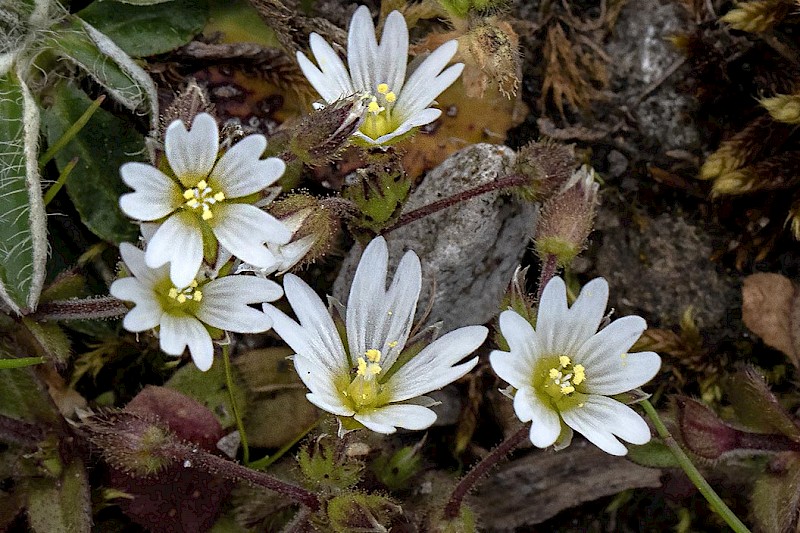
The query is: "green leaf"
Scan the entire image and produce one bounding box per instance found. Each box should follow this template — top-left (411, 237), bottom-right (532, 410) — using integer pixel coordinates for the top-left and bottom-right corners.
top-left (43, 82), bottom-right (143, 244)
top-left (26, 459), bottom-right (92, 533)
top-left (752, 453), bottom-right (800, 533)
top-left (0, 67), bottom-right (47, 314)
top-left (46, 16), bottom-right (158, 128)
top-left (0, 353), bottom-right (59, 425)
top-left (626, 439), bottom-right (679, 469)
top-left (20, 317), bottom-right (71, 364)
top-left (79, 0), bottom-right (209, 57)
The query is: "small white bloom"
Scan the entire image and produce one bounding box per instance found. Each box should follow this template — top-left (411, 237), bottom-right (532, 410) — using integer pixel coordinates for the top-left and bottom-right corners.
top-left (110, 243), bottom-right (283, 371)
top-left (297, 5), bottom-right (464, 145)
top-left (490, 277), bottom-right (661, 456)
top-left (119, 113), bottom-right (292, 288)
top-left (236, 210), bottom-right (316, 277)
top-left (264, 236), bottom-right (487, 434)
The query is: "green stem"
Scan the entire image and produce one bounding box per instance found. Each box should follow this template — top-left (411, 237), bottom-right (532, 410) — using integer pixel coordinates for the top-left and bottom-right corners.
top-left (38, 95), bottom-right (105, 168)
top-left (222, 344), bottom-right (250, 465)
top-left (641, 400), bottom-right (751, 533)
top-left (43, 156), bottom-right (78, 206)
top-left (0, 356), bottom-right (45, 369)
top-left (249, 416), bottom-right (324, 471)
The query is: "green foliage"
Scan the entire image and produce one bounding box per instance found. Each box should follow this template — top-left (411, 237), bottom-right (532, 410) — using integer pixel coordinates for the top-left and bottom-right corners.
top-left (26, 459), bottom-right (92, 533)
top-left (79, 0), bottom-right (209, 57)
top-left (0, 358), bottom-right (60, 425)
top-left (297, 437), bottom-right (362, 491)
top-left (343, 157), bottom-right (411, 235)
top-left (371, 444), bottom-right (424, 491)
top-left (751, 453), bottom-right (800, 533)
top-left (0, 68), bottom-right (47, 313)
top-left (326, 491), bottom-right (399, 533)
top-left (626, 440), bottom-right (681, 469)
top-left (19, 317), bottom-right (71, 364)
top-left (43, 82), bottom-right (143, 244)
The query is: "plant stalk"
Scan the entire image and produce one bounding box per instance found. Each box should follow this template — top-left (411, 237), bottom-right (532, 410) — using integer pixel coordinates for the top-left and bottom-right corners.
top-left (641, 399), bottom-right (751, 533)
top-left (222, 344), bottom-right (250, 465)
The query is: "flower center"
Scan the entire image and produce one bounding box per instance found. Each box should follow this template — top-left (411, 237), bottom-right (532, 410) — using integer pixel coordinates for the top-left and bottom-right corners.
top-left (359, 83), bottom-right (399, 140)
top-left (343, 348), bottom-right (385, 409)
top-left (182, 180), bottom-right (225, 220)
top-left (167, 279), bottom-right (203, 304)
top-left (541, 355), bottom-right (585, 399)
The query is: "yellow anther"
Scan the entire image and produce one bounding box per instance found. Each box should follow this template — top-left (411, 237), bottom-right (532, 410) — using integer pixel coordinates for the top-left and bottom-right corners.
top-left (197, 180), bottom-right (208, 190)
top-left (213, 192), bottom-right (225, 202)
top-left (365, 348), bottom-right (382, 363)
top-left (388, 340), bottom-right (398, 348)
top-left (367, 100), bottom-right (383, 114)
top-left (168, 288), bottom-right (178, 299)
top-left (377, 83), bottom-right (389, 94)
top-left (573, 364), bottom-right (585, 385)
top-left (561, 385), bottom-right (575, 394)
top-left (368, 363), bottom-right (382, 375)
top-left (183, 189), bottom-right (195, 200)
top-left (186, 198), bottom-right (199, 208)
top-left (193, 290), bottom-right (203, 302)
top-left (176, 294), bottom-right (187, 304)
top-left (189, 280), bottom-right (198, 288)
top-left (549, 368), bottom-right (560, 379)
top-left (357, 357), bottom-right (368, 376)
top-left (559, 355), bottom-right (571, 368)
top-left (202, 208), bottom-right (213, 221)
top-left (385, 91), bottom-right (396, 103)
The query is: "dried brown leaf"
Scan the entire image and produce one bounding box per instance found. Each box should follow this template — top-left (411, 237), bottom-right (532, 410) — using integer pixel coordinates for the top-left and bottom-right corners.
top-left (742, 273), bottom-right (800, 368)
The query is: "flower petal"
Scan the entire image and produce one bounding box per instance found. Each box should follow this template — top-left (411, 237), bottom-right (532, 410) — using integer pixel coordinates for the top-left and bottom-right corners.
top-left (395, 41), bottom-right (461, 115)
top-left (264, 274), bottom-right (349, 381)
top-left (559, 277), bottom-right (609, 355)
top-left (195, 277), bottom-right (274, 333)
top-left (293, 354), bottom-right (352, 416)
top-left (119, 163), bottom-right (181, 221)
top-left (110, 278), bottom-right (162, 332)
top-left (160, 313), bottom-right (214, 371)
top-left (298, 33), bottom-right (354, 102)
top-left (498, 309), bottom-right (542, 366)
top-left (583, 351), bottom-right (661, 395)
top-left (118, 242), bottom-right (163, 287)
top-left (211, 135), bottom-right (285, 197)
top-left (211, 203), bottom-right (291, 268)
top-left (354, 403), bottom-right (437, 433)
top-left (574, 315), bottom-right (647, 378)
top-left (378, 10), bottom-right (408, 94)
top-left (489, 351), bottom-right (528, 389)
top-left (346, 236), bottom-right (389, 360)
top-left (513, 387), bottom-right (561, 448)
top-left (387, 326), bottom-right (486, 401)
top-left (164, 113), bottom-right (219, 186)
top-left (560, 397), bottom-right (640, 456)
top-left (145, 211), bottom-right (204, 289)
top-left (535, 277), bottom-right (570, 354)
top-left (347, 5), bottom-right (379, 92)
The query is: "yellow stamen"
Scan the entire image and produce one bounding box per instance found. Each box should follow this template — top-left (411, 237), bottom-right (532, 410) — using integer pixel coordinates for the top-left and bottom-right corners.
top-left (365, 349), bottom-right (381, 363)
top-left (561, 385), bottom-right (575, 394)
top-left (213, 192), bottom-right (225, 202)
top-left (168, 288), bottom-right (178, 299)
top-left (196, 180), bottom-right (208, 189)
top-left (357, 357), bottom-right (367, 375)
top-left (573, 364), bottom-right (585, 385)
top-left (559, 355), bottom-right (571, 368)
top-left (183, 189), bottom-right (195, 200)
top-left (201, 208), bottom-right (213, 220)
top-left (377, 83), bottom-right (389, 94)
top-left (385, 91), bottom-right (396, 103)
top-left (549, 368), bottom-right (560, 379)
top-left (388, 340), bottom-right (398, 348)
top-left (367, 99), bottom-right (383, 114)
top-left (193, 290), bottom-right (203, 302)
top-left (176, 294), bottom-right (187, 304)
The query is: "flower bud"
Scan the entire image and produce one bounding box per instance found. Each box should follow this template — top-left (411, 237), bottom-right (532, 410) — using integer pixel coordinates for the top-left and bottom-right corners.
top-left (462, 19), bottom-right (520, 98)
top-left (372, 440), bottom-right (425, 491)
top-left (158, 81), bottom-right (213, 144)
top-left (534, 165), bottom-right (598, 267)
top-left (289, 95), bottom-right (367, 165)
top-left (515, 140), bottom-right (576, 202)
top-left (84, 411), bottom-right (173, 476)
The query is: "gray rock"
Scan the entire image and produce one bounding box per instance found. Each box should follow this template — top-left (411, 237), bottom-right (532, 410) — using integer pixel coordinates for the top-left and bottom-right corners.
top-left (605, 0), bottom-right (700, 152)
top-left (333, 143), bottom-right (536, 332)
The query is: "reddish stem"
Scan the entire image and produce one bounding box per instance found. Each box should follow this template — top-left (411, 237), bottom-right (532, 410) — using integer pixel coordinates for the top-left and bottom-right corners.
top-left (536, 254), bottom-right (559, 302)
top-left (382, 174), bottom-right (530, 234)
top-left (443, 424), bottom-right (530, 519)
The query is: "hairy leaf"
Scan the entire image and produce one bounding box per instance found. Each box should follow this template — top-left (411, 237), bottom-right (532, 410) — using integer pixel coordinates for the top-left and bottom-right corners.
top-left (79, 0), bottom-right (208, 58)
top-left (43, 82), bottom-right (142, 244)
top-left (0, 67), bottom-right (47, 313)
top-left (26, 459), bottom-right (92, 533)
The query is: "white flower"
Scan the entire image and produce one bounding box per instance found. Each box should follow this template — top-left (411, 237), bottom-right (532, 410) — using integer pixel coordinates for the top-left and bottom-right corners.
top-left (263, 236), bottom-right (488, 434)
top-left (490, 277), bottom-right (661, 456)
top-left (110, 243), bottom-right (282, 371)
top-left (297, 5), bottom-right (464, 145)
top-left (119, 113), bottom-right (292, 288)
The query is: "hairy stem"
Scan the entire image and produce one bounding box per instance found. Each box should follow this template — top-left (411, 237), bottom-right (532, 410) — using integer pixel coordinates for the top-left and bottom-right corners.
top-left (382, 174), bottom-right (531, 234)
top-left (536, 254), bottom-right (559, 301)
top-left (443, 424), bottom-right (530, 519)
top-left (641, 400), bottom-right (751, 533)
top-left (163, 441), bottom-right (321, 511)
top-left (33, 296), bottom-right (128, 321)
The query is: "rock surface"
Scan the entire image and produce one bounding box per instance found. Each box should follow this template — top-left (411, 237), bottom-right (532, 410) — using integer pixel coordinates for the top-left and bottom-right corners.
top-left (333, 143), bottom-right (536, 332)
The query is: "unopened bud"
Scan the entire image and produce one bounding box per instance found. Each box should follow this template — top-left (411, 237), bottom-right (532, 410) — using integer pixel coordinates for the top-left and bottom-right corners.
top-left (462, 19), bottom-right (520, 98)
top-left (675, 396), bottom-right (742, 461)
top-left (289, 95), bottom-right (367, 165)
top-left (534, 165), bottom-right (598, 267)
top-left (372, 440), bottom-right (425, 491)
top-left (246, 193), bottom-right (340, 274)
top-left (515, 140), bottom-right (576, 201)
top-left (85, 411), bottom-right (173, 476)
top-left (158, 81), bottom-right (213, 144)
